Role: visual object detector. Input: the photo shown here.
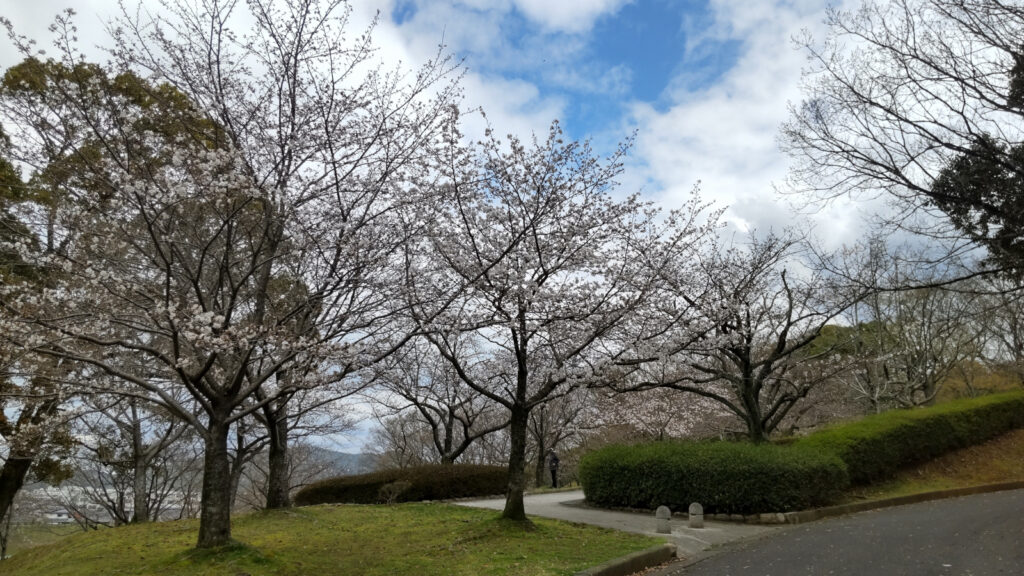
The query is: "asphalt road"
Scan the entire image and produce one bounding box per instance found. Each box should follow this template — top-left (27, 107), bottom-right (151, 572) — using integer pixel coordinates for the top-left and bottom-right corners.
top-left (668, 488), bottom-right (1024, 576)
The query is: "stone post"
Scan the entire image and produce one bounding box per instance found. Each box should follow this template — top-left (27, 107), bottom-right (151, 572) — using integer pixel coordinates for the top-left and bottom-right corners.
top-left (655, 505), bottom-right (672, 534)
top-left (688, 502), bottom-right (704, 529)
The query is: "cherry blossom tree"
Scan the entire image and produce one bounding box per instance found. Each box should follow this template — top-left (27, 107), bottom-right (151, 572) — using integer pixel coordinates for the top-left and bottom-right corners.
top-left (406, 121), bottom-right (715, 521)
top-left (0, 0), bottom-right (459, 548)
top-left (617, 233), bottom-right (858, 442)
top-left (373, 338), bottom-right (509, 465)
top-left (974, 276), bottom-right (1024, 384)
top-left (817, 242), bottom-right (987, 409)
top-left (585, 387), bottom-right (730, 441)
top-left (526, 389), bottom-right (593, 487)
top-left (0, 125), bottom-right (77, 537)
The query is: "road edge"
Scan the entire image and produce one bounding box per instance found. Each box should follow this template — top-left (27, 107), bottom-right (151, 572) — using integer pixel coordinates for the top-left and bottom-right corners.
top-left (574, 543), bottom-right (678, 576)
top-left (778, 480), bottom-right (1024, 524)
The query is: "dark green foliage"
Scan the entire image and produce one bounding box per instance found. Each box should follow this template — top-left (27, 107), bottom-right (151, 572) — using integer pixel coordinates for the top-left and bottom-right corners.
top-left (929, 136), bottom-right (1024, 272)
top-left (579, 441), bottom-right (848, 514)
top-left (797, 391), bottom-right (1024, 485)
top-left (580, 392), bottom-right (1024, 514)
top-left (294, 464), bottom-right (507, 506)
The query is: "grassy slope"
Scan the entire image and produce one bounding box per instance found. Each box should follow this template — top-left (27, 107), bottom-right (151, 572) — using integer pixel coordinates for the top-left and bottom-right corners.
top-left (5, 524), bottom-right (82, 557)
top-left (842, 427), bottom-right (1024, 502)
top-left (2, 503), bottom-right (658, 576)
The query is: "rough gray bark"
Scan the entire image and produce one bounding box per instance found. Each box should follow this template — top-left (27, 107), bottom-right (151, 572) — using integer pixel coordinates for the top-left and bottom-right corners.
top-left (502, 405), bottom-right (530, 522)
top-left (264, 414), bottom-right (290, 509)
top-left (197, 419), bottom-right (232, 548)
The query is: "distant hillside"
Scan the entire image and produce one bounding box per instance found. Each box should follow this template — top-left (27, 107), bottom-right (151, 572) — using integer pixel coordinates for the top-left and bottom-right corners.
top-left (309, 447), bottom-right (376, 475)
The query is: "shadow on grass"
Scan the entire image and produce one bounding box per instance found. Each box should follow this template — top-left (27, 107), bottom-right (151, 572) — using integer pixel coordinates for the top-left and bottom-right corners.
top-left (491, 516), bottom-right (537, 532)
top-left (178, 540), bottom-right (273, 566)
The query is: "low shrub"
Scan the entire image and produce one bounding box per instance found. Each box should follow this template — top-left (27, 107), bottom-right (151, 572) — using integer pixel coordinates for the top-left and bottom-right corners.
top-left (579, 441), bottom-right (848, 514)
top-left (796, 391), bottom-right (1024, 484)
top-left (294, 464), bottom-right (507, 506)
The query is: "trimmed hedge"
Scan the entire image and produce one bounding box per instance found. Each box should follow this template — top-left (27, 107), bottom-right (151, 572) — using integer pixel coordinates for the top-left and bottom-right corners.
top-left (796, 391), bottom-right (1024, 485)
top-left (294, 464), bottom-right (507, 506)
top-left (579, 441), bottom-right (848, 514)
top-left (580, 392), bottom-right (1024, 514)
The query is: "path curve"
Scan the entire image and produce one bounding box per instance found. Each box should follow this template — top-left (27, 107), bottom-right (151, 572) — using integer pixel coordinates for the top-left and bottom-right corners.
top-left (456, 490), bottom-right (777, 559)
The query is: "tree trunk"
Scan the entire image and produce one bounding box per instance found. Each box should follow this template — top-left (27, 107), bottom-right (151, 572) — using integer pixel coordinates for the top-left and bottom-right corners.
top-left (131, 455), bottom-right (150, 523)
top-left (0, 398), bottom-right (59, 525)
top-left (264, 414), bottom-right (290, 509)
top-left (921, 379), bottom-right (938, 406)
top-left (0, 457), bottom-right (33, 527)
top-left (197, 420), bottom-right (232, 548)
top-left (741, 370), bottom-right (767, 443)
top-left (227, 426), bottom-right (251, 510)
top-left (533, 439), bottom-right (546, 488)
top-left (745, 415), bottom-right (766, 443)
top-left (502, 405), bottom-right (530, 521)
top-left (129, 399), bottom-right (150, 523)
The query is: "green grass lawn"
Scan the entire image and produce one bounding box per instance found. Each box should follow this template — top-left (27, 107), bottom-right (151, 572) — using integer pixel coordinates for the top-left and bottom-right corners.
top-left (841, 428), bottom-right (1024, 503)
top-left (2, 503), bottom-right (659, 576)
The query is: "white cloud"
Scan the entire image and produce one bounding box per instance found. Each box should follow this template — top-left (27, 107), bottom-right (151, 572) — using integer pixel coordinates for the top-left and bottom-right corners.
top-left (628, 0), bottom-right (871, 248)
top-left (1, 0), bottom-right (563, 145)
top-left (511, 0), bottom-right (630, 33)
top-left (459, 73), bottom-right (566, 139)
top-left (379, 0), bottom-right (572, 136)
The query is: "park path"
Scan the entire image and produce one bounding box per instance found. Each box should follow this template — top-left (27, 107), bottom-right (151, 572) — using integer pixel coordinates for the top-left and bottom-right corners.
top-left (456, 490), bottom-right (778, 559)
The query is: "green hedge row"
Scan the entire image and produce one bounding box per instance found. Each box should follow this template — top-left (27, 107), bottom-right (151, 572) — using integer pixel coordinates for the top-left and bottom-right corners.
top-left (578, 441), bottom-right (847, 514)
top-left (580, 391), bottom-right (1024, 513)
top-left (796, 391), bottom-right (1024, 485)
top-left (294, 464), bottom-right (507, 506)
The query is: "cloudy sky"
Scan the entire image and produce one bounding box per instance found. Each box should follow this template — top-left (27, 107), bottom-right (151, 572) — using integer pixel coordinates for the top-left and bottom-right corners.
top-left (374, 0), bottom-right (870, 243)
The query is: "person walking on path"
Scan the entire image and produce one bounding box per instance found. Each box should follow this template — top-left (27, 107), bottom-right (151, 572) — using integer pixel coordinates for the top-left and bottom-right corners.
top-left (548, 451), bottom-right (560, 488)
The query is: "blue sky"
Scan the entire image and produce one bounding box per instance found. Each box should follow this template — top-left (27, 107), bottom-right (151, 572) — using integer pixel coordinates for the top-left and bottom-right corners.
top-left (394, 0), bottom-right (742, 135)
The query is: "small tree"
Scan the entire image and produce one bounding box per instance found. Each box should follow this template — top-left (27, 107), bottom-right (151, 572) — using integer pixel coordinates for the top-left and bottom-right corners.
top-left (73, 392), bottom-right (192, 524)
top-left (527, 390), bottom-right (589, 487)
top-left (817, 240), bottom-right (987, 409)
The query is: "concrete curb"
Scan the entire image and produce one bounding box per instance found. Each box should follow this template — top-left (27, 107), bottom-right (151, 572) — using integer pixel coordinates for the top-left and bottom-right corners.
top-left (574, 543), bottom-right (677, 576)
top-left (778, 480), bottom-right (1024, 524)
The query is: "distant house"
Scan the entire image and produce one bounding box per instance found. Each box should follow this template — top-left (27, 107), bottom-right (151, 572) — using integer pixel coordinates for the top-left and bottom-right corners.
top-left (43, 509), bottom-right (74, 525)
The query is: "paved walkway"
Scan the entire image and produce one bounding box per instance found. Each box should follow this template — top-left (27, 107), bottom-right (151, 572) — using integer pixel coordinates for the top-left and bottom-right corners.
top-left (654, 488), bottom-right (1024, 575)
top-left (456, 490), bottom-right (778, 560)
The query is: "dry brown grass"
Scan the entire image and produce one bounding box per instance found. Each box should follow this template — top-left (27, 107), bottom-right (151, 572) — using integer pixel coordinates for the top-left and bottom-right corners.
top-left (843, 428), bottom-right (1024, 502)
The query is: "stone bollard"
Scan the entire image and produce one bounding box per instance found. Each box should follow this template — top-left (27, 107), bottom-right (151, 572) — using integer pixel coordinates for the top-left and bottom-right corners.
top-left (688, 502), bottom-right (704, 529)
top-left (655, 505), bottom-right (672, 534)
